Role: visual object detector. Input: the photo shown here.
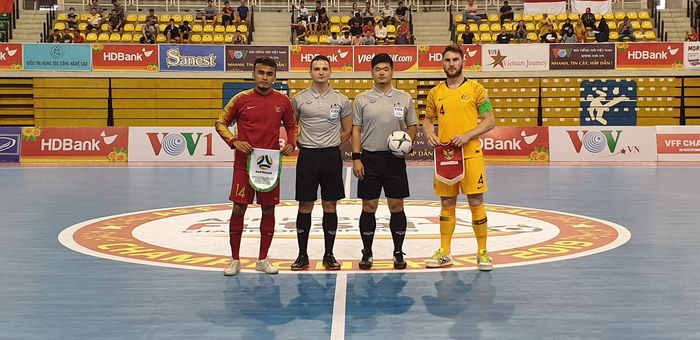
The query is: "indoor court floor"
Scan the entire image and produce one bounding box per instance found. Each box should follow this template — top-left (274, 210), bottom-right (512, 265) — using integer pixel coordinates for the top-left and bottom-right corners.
top-left (1, 163), bottom-right (699, 339)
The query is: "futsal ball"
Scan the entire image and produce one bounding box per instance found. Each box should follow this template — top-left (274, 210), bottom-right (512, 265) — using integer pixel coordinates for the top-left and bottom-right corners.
top-left (387, 131), bottom-right (413, 157)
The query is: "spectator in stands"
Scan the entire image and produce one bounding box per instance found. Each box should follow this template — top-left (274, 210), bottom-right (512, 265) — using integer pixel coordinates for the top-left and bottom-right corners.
top-left (496, 27), bottom-right (512, 43)
top-left (108, 9), bottom-right (124, 34)
top-left (686, 28), bottom-right (698, 41)
top-left (349, 12), bottom-right (362, 27)
top-left (146, 8), bottom-right (158, 23)
top-left (375, 20), bottom-right (388, 43)
top-left (560, 18), bottom-right (573, 37)
top-left (541, 26), bottom-right (557, 43)
top-left (221, 1), bottom-right (234, 26)
top-left (561, 29), bottom-right (577, 43)
top-left (381, 2), bottom-right (396, 26)
top-left (362, 1), bottom-right (375, 25)
top-left (514, 19), bottom-right (526, 42)
top-left (460, 24), bottom-right (475, 44)
top-left (340, 30), bottom-right (352, 44)
top-left (423, 0), bottom-right (433, 12)
top-left (295, 1), bottom-right (309, 27)
top-left (308, 11), bottom-right (318, 35)
top-left (351, 2), bottom-right (361, 17)
top-left (618, 16), bottom-right (635, 41)
top-left (164, 18), bottom-right (180, 42)
top-left (202, 0), bottom-right (218, 25)
top-left (463, 0), bottom-right (481, 25)
top-left (538, 14), bottom-right (553, 39)
top-left (66, 7), bottom-right (79, 30)
top-left (499, 1), bottom-right (513, 25)
top-left (73, 29), bottom-right (85, 43)
top-left (349, 19), bottom-right (363, 37)
top-left (318, 12), bottom-right (330, 34)
top-left (315, 0), bottom-right (327, 17)
top-left (237, 0), bottom-right (249, 22)
top-left (352, 32), bottom-right (363, 45)
top-left (140, 25), bottom-right (156, 44)
top-left (582, 7), bottom-right (596, 30)
top-left (61, 28), bottom-right (73, 43)
top-left (395, 1), bottom-right (408, 22)
top-left (86, 8), bottom-right (102, 32)
top-left (233, 32), bottom-right (246, 44)
top-left (89, 0), bottom-right (105, 16)
top-left (111, 0), bottom-right (125, 21)
top-left (574, 19), bottom-right (586, 42)
top-left (292, 22), bottom-right (307, 43)
top-left (595, 17), bottom-right (609, 42)
top-left (396, 21), bottom-right (410, 44)
top-left (362, 20), bottom-right (374, 36)
top-left (48, 29), bottom-right (62, 43)
top-left (328, 31), bottom-right (341, 44)
top-left (363, 30), bottom-right (376, 44)
top-left (396, 31), bottom-right (410, 44)
top-left (179, 20), bottom-right (192, 43)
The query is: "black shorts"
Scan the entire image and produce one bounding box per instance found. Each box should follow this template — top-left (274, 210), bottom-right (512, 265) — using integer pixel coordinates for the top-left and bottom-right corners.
top-left (357, 150), bottom-right (409, 200)
top-left (295, 146), bottom-right (345, 202)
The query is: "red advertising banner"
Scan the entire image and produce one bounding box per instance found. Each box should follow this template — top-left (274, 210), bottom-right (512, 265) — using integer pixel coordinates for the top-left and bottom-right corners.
top-left (0, 44), bottom-right (23, 70)
top-left (354, 45), bottom-right (418, 72)
top-left (289, 45), bottom-right (354, 72)
top-left (92, 44), bottom-right (159, 71)
top-left (417, 45), bottom-right (481, 72)
top-left (480, 127), bottom-right (550, 161)
top-left (21, 127), bottom-right (129, 162)
top-left (657, 134), bottom-right (700, 154)
top-left (616, 42), bottom-right (684, 69)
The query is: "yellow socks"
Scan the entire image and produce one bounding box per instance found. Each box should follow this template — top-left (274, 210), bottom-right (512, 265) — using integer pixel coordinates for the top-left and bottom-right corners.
top-left (439, 205), bottom-right (456, 255)
top-left (470, 204), bottom-right (488, 252)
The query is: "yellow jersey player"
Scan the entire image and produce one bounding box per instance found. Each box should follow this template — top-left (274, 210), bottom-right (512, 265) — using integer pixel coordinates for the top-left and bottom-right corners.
top-left (423, 44), bottom-right (496, 271)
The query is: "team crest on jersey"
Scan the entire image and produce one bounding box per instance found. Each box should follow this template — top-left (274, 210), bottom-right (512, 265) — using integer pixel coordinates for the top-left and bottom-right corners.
top-left (461, 94), bottom-right (471, 101)
top-left (274, 105), bottom-right (282, 113)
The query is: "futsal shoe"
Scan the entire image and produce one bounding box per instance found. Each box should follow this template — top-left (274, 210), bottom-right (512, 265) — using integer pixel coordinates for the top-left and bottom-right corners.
top-left (291, 254), bottom-right (310, 270)
top-left (477, 249), bottom-right (493, 271)
top-left (426, 248), bottom-right (453, 268)
top-left (256, 259), bottom-right (279, 274)
top-left (224, 259), bottom-right (241, 276)
top-left (393, 251), bottom-right (407, 269)
top-left (322, 253), bottom-right (341, 270)
top-left (359, 249), bottom-right (373, 270)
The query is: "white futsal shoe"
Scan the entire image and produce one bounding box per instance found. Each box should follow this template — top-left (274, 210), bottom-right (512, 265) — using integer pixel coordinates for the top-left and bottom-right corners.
top-left (426, 248), bottom-right (453, 268)
top-left (256, 259), bottom-right (279, 274)
top-left (224, 259), bottom-right (241, 276)
top-left (477, 249), bottom-right (493, 271)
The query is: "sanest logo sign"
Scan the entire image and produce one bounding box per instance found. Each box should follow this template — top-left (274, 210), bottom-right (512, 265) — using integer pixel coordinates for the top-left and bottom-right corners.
top-left (147, 132), bottom-right (214, 156)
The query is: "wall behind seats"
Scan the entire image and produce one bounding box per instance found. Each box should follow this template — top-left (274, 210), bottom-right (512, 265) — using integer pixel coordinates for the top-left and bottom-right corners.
top-left (33, 78), bottom-right (108, 127)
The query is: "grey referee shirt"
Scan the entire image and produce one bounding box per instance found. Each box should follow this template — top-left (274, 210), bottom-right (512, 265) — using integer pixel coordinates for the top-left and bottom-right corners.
top-left (353, 86), bottom-right (418, 152)
top-left (292, 86), bottom-right (352, 148)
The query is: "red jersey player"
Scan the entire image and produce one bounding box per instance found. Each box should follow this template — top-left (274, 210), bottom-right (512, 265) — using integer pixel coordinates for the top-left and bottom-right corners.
top-left (215, 57), bottom-right (296, 276)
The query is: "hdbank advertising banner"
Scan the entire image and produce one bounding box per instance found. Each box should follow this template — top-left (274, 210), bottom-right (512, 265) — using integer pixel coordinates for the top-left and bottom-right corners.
top-left (289, 45), bottom-right (354, 72)
top-left (549, 126), bottom-right (657, 162)
top-left (0, 43), bottom-right (23, 70)
top-left (481, 44), bottom-right (549, 72)
top-left (128, 127), bottom-right (233, 161)
top-left (0, 127), bottom-right (21, 162)
top-left (23, 44), bottom-right (91, 71)
top-left (158, 45), bottom-right (225, 72)
top-left (683, 42), bottom-right (700, 69)
top-left (480, 127), bottom-right (550, 161)
top-left (92, 44), bottom-right (159, 71)
top-left (656, 126), bottom-right (700, 161)
top-left (20, 127), bottom-right (129, 162)
top-left (616, 42), bottom-right (684, 69)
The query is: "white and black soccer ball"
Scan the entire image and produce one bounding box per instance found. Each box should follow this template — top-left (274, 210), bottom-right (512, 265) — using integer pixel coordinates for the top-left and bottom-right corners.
top-left (387, 130), bottom-right (413, 157)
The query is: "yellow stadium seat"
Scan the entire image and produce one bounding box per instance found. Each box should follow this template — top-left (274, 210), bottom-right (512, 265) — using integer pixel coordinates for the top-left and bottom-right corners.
top-left (80, 13), bottom-right (88, 21)
top-left (638, 11), bottom-right (650, 20)
top-left (534, 14), bottom-right (544, 22)
top-left (160, 15), bottom-right (170, 23)
top-left (135, 24), bottom-right (144, 32)
top-left (631, 21), bottom-right (641, 30)
top-left (156, 33), bottom-right (166, 42)
top-left (608, 21), bottom-right (617, 30)
top-left (109, 33), bottom-right (121, 42)
top-left (604, 13), bottom-right (614, 20)
top-left (237, 25), bottom-right (248, 33)
top-left (57, 13), bottom-right (67, 21)
top-left (126, 14), bottom-right (137, 22)
top-left (78, 22), bottom-right (88, 31)
top-left (551, 22), bottom-right (559, 30)
top-left (341, 15), bottom-right (351, 24)
top-left (215, 25), bottom-right (225, 33)
top-left (487, 13), bottom-right (499, 22)
top-left (527, 32), bottom-right (538, 41)
top-left (240, 35), bottom-right (248, 43)
top-left (478, 23), bottom-right (490, 31)
top-left (203, 24), bottom-right (214, 33)
top-left (224, 34), bottom-right (234, 43)
top-left (455, 14), bottom-right (464, 23)
top-left (456, 23), bottom-right (466, 33)
top-left (633, 30), bottom-right (644, 40)
top-left (100, 23), bottom-right (109, 31)
top-left (523, 14), bottom-right (533, 22)
top-left (132, 33), bottom-right (142, 42)
top-left (610, 31), bottom-right (619, 40)
top-left (138, 14), bottom-right (147, 22)
top-left (556, 13), bottom-right (567, 21)
top-left (183, 14), bottom-right (194, 23)
top-left (490, 23), bottom-right (501, 32)
top-left (54, 22), bottom-right (65, 30)
top-left (202, 34), bottom-right (213, 43)
top-left (307, 35), bottom-right (319, 43)
top-left (594, 13), bottom-right (602, 21)
top-left (172, 15), bottom-right (182, 23)
top-left (330, 15), bottom-right (340, 24)
top-left (641, 20), bottom-right (653, 29)
top-left (213, 34), bottom-right (224, 43)
top-left (98, 33), bottom-right (109, 41)
top-left (568, 13), bottom-right (579, 21)
top-left (514, 13), bottom-right (521, 22)
top-left (644, 30), bottom-right (656, 40)
top-left (319, 35), bottom-right (329, 43)
top-left (341, 24), bottom-right (350, 32)
top-left (191, 34), bottom-right (202, 43)
top-left (192, 24), bottom-right (203, 32)
top-left (330, 25), bottom-right (340, 33)
top-left (525, 22), bottom-right (535, 31)
top-left (86, 32), bottom-right (98, 42)
top-left (614, 11), bottom-right (626, 20)
top-left (627, 11), bottom-right (638, 20)
top-left (124, 23), bottom-right (134, 32)
top-left (226, 25), bottom-right (237, 33)
top-left (121, 33), bottom-right (132, 42)
top-left (469, 23), bottom-right (478, 32)
top-left (504, 23), bottom-right (513, 31)
top-left (387, 25), bottom-right (396, 34)
top-left (480, 32), bottom-right (492, 42)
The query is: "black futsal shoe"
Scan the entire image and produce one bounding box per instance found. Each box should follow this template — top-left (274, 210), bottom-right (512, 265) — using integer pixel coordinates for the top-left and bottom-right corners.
top-left (393, 251), bottom-right (407, 269)
top-left (291, 254), bottom-right (309, 270)
top-left (322, 253), bottom-right (341, 270)
top-left (359, 249), bottom-right (373, 270)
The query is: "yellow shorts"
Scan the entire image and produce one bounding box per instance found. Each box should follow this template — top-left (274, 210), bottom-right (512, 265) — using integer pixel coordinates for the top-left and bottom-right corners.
top-left (433, 156), bottom-right (487, 197)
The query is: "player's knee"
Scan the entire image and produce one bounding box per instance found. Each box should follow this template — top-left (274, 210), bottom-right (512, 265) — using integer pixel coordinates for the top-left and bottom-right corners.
top-left (232, 203), bottom-right (247, 216)
top-left (321, 200), bottom-right (337, 213)
top-left (362, 200), bottom-right (378, 213)
top-left (298, 201), bottom-right (314, 214)
top-left (387, 199), bottom-right (404, 213)
top-left (467, 194), bottom-right (484, 207)
top-left (261, 205), bottom-right (275, 216)
top-left (440, 197), bottom-right (457, 208)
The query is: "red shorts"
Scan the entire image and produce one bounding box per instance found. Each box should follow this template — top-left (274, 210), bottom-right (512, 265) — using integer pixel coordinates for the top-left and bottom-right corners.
top-left (229, 168), bottom-right (280, 205)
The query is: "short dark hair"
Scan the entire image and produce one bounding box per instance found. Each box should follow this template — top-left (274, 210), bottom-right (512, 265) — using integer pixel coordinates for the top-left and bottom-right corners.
top-left (254, 57), bottom-right (277, 71)
top-left (310, 54), bottom-right (331, 69)
top-left (149, 8), bottom-right (154, 11)
top-left (183, 20), bottom-right (189, 24)
top-left (442, 44), bottom-right (464, 59)
top-left (371, 53), bottom-right (393, 69)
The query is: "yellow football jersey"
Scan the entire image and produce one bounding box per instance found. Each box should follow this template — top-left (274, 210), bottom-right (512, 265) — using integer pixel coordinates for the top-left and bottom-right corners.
top-left (425, 79), bottom-right (492, 158)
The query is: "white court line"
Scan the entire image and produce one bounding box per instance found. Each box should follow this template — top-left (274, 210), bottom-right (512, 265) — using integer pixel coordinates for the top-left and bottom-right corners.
top-left (330, 272), bottom-right (348, 340)
top-left (344, 167), bottom-right (352, 197)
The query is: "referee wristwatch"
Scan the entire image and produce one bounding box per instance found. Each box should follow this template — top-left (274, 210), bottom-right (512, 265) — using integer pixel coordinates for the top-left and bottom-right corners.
top-left (352, 152), bottom-right (362, 160)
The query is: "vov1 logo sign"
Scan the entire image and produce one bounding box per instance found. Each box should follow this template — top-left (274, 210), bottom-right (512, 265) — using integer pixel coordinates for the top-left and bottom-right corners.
top-left (549, 126), bottom-right (658, 162)
top-left (128, 127), bottom-right (234, 162)
top-left (580, 80), bottom-right (637, 126)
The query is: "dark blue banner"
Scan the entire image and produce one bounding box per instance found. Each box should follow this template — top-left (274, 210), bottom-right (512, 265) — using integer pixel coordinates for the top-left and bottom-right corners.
top-left (0, 127), bottom-right (21, 162)
top-left (580, 80), bottom-right (638, 126)
top-left (158, 45), bottom-right (225, 72)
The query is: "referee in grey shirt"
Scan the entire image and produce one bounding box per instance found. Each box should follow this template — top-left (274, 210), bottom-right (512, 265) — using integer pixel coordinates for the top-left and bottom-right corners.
top-left (352, 53), bottom-right (418, 270)
top-left (291, 55), bottom-right (352, 271)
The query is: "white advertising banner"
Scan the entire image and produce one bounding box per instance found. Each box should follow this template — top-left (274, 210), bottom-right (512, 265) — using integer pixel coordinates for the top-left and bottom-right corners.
top-left (656, 126), bottom-right (700, 161)
top-left (684, 42), bottom-right (700, 69)
top-left (128, 127), bottom-right (234, 162)
top-left (549, 126), bottom-right (657, 162)
top-left (481, 44), bottom-right (549, 72)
